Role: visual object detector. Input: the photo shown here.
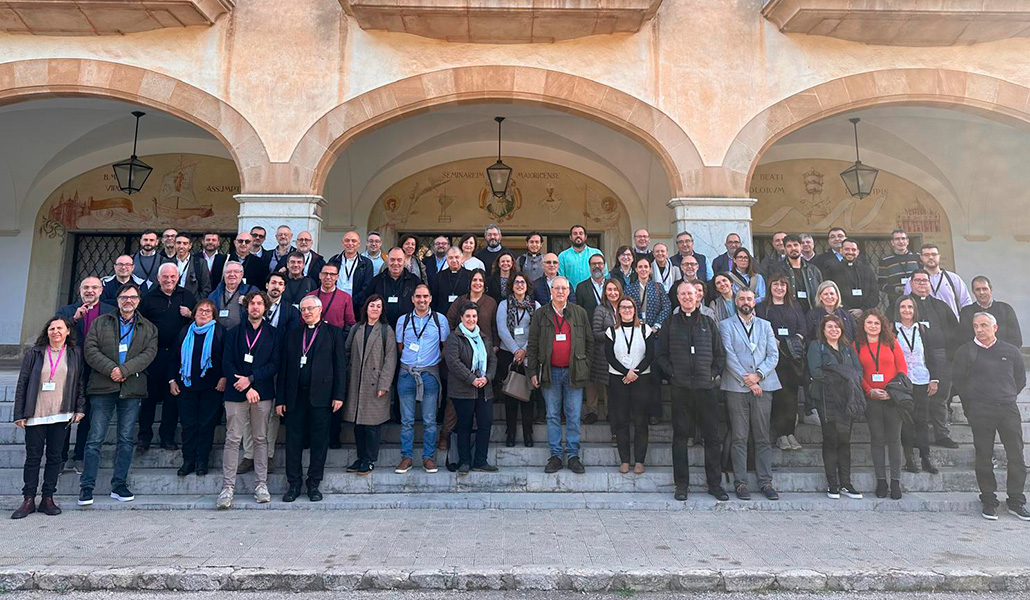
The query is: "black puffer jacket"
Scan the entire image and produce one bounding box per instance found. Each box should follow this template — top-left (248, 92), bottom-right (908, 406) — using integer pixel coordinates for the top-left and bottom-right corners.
top-left (656, 310), bottom-right (725, 389)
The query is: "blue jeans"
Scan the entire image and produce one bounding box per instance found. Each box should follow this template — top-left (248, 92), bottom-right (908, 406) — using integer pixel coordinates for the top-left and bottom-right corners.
top-left (541, 366), bottom-right (583, 458)
top-left (80, 393), bottom-right (140, 491)
top-left (397, 370), bottom-right (439, 459)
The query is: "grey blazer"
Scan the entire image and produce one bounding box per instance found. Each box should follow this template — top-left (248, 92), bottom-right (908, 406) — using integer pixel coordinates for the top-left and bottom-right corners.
top-left (719, 315), bottom-right (781, 393)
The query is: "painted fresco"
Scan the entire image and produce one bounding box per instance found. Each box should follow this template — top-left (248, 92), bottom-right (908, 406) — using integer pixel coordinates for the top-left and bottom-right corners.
top-left (752, 159), bottom-right (953, 259)
top-left (37, 153), bottom-right (240, 238)
top-left (367, 157), bottom-right (630, 259)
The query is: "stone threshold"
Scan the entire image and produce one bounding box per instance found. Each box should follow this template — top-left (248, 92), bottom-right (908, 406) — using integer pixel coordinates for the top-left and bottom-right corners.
top-left (1, 564), bottom-right (1028, 592)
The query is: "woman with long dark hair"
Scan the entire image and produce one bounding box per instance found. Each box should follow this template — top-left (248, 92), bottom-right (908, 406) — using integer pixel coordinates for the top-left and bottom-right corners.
top-left (399, 234), bottom-right (428, 284)
top-left (807, 313), bottom-right (864, 501)
top-left (496, 274), bottom-right (539, 447)
top-left (756, 274), bottom-right (806, 452)
top-left (604, 295), bottom-right (656, 474)
top-left (459, 234), bottom-right (486, 272)
top-left (855, 309), bottom-right (908, 500)
top-left (12, 316), bottom-right (85, 518)
top-left (726, 247), bottom-right (765, 304)
top-left (343, 294), bottom-right (398, 475)
top-left (709, 273), bottom-right (736, 321)
top-left (487, 250), bottom-right (519, 303)
top-left (893, 295), bottom-right (940, 475)
top-left (609, 245), bottom-right (635, 289)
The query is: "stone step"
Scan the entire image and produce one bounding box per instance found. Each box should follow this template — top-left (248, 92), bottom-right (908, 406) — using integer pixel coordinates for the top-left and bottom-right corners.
top-left (0, 466), bottom-right (1006, 496)
top-left (0, 491), bottom-right (986, 512)
top-left (8, 440), bottom-right (1024, 470)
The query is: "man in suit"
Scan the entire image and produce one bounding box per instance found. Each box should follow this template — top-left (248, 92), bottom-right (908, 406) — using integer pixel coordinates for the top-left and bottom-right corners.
top-left (711, 233), bottom-right (742, 275)
top-left (227, 231), bottom-right (270, 288)
top-left (56, 276), bottom-right (116, 470)
top-left (533, 253), bottom-right (572, 306)
top-left (720, 289), bottom-right (781, 502)
top-left (293, 231), bottom-right (325, 282)
top-left (422, 235), bottom-right (450, 292)
top-left (574, 253), bottom-right (607, 424)
top-left (197, 232), bottom-right (227, 288)
top-left (812, 227), bottom-right (848, 274)
top-left (172, 233), bottom-right (212, 298)
top-left (328, 230), bottom-right (375, 311)
top-left (276, 295), bottom-right (347, 502)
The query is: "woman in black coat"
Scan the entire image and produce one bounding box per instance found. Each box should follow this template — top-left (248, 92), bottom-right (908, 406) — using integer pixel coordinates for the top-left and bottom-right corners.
top-left (756, 274), bottom-right (807, 452)
top-left (169, 299), bottom-right (226, 477)
top-left (444, 302), bottom-right (498, 474)
top-left (12, 316), bottom-right (85, 518)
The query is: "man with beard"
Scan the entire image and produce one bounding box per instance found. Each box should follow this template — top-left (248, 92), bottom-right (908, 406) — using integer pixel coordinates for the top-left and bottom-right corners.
top-left (173, 233), bottom-right (212, 298)
top-left (289, 231), bottom-right (326, 282)
top-left (670, 231), bottom-right (712, 282)
top-left (102, 255), bottom-right (149, 304)
top-left (159, 229), bottom-right (179, 262)
top-left (249, 226), bottom-right (268, 260)
top-left (574, 252), bottom-right (608, 424)
top-left (133, 230), bottom-right (162, 288)
top-left (422, 235), bottom-right (450, 291)
top-left (712, 233), bottom-right (742, 275)
top-left (720, 289), bottom-right (781, 502)
top-left (328, 230), bottom-right (375, 311)
top-left (198, 232), bottom-right (228, 287)
top-left (878, 228), bottom-right (920, 309)
top-left (432, 247), bottom-right (471, 314)
top-left (268, 225), bottom-right (296, 273)
top-left (770, 234), bottom-right (821, 313)
top-left (558, 225), bottom-right (602, 289)
top-left (823, 239), bottom-right (879, 319)
top-left (904, 243), bottom-right (973, 319)
top-left (227, 231), bottom-right (270, 288)
top-left (517, 232), bottom-right (545, 282)
top-left (282, 251), bottom-right (318, 307)
top-left (475, 225), bottom-right (507, 272)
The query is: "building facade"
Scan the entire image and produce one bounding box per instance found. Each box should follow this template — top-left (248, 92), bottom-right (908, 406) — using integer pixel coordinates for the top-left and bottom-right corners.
top-left (1, 0), bottom-right (1028, 346)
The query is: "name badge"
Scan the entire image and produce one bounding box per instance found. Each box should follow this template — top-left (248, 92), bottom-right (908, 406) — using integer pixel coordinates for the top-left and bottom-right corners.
top-left (219, 309), bottom-right (230, 318)
top-left (901, 277), bottom-right (911, 285)
top-left (448, 295), bottom-right (458, 302)
top-left (797, 291), bottom-right (808, 299)
top-left (300, 356), bottom-right (307, 367)
top-left (408, 342), bottom-right (421, 352)
top-left (690, 346), bottom-right (695, 355)
top-left (41, 381), bottom-right (56, 392)
top-left (749, 342), bottom-right (758, 352)
top-left (872, 373), bottom-right (885, 383)
top-left (640, 312), bottom-right (648, 321)
top-left (388, 296), bottom-right (398, 303)
top-left (118, 343), bottom-right (129, 353)
top-left (851, 289), bottom-right (863, 296)
top-left (244, 353), bottom-right (254, 363)
top-left (777, 328), bottom-right (789, 336)
top-left (919, 321), bottom-right (930, 328)
top-left (555, 334), bottom-right (567, 342)
top-left (514, 327), bottom-right (525, 335)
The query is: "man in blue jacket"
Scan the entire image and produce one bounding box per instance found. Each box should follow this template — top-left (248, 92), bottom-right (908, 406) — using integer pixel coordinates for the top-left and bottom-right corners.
top-left (720, 289), bottom-right (781, 502)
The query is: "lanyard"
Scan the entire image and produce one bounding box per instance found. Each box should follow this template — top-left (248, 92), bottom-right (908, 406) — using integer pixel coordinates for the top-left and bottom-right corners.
top-left (119, 317), bottom-right (136, 342)
top-left (591, 280), bottom-right (602, 304)
top-left (898, 325), bottom-right (917, 353)
top-left (301, 325), bottom-right (320, 358)
top-left (408, 312), bottom-right (432, 341)
top-left (138, 253), bottom-right (157, 281)
top-left (620, 324), bottom-right (636, 354)
top-left (516, 307), bottom-right (527, 325)
top-left (222, 287), bottom-right (238, 309)
top-left (342, 255), bottom-right (358, 281)
top-left (46, 346), bottom-right (65, 381)
top-left (245, 326), bottom-right (263, 353)
top-left (266, 301), bottom-right (281, 325)
top-left (738, 316), bottom-right (754, 340)
top-left (554, 310), bottom-right (567, 334)
top-left (930, 272), bottom-right (946, 296)
top-left (322, 289), bottom-right (338, 316)
top-left (303, 252), bottom-right (312, 274)
top-left (176, 256), bottom-right (190, 284)
top-left (656, 262), bottom-right (671, 285)
top-left (870, 341), bottom-right (883, 371)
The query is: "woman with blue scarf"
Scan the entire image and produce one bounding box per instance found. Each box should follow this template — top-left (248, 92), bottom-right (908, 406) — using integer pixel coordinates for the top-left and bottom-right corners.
top-left (444, 302), bottom-right (498, 474)
top-left (169, 299), bottom-right (226, 477)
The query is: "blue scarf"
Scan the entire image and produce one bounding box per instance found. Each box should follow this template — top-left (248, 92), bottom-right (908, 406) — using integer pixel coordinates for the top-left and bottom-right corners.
top-left (179, 320), bottom-right (216, 387)
top-left (459, 323), bottom-right (487, 376)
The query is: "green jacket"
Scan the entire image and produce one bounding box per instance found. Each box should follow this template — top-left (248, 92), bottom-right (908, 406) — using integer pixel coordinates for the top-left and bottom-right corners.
top-left (83, 312), bottom-right (158, 399)
top-left (527, 302), bottom-right (593, 389)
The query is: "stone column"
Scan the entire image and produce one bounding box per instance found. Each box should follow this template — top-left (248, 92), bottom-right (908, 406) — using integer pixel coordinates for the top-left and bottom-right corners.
top-left (667, 197), bottom-right (758, 262)
top-left (235, 194), bottom-right (328, 251)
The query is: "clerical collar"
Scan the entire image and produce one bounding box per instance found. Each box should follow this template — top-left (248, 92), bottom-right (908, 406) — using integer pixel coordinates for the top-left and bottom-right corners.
top-left (306, 320), bottom-right (321, 329)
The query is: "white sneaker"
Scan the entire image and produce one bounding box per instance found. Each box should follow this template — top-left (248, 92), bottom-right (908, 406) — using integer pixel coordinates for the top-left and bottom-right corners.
top-left (254, 484), bottom-right (271, 504)
top-left (787, 434), bottom-right (803, 450)
top-left (216, 487), bottom-right (233, 510)
top-left (776, 436), bottom-right (791, 451)
top-left (803, 410), bottom-right (822, 426)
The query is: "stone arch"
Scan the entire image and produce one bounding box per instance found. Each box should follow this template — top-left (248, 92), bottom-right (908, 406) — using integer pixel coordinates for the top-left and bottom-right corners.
top-left (0, 58), bottom-right (269, 189)
top-left (725, 69), bottom-right (1030, 193)
top-left (290, 66), bottom-right (703, 198)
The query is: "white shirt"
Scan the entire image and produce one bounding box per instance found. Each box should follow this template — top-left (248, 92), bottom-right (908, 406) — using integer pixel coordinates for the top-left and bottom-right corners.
top-left (896, 322), bottom-right (930, 385)
top-left (176, 255), bottom-right (191, 287)
top-left (337, 254), bottom-right (359, 294)
top-left (463, 256), bottom-right (486, 272)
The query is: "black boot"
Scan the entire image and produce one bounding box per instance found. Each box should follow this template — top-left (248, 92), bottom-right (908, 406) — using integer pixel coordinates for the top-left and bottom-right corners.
top-left (523, 429), bottom-right (534, 448)
top-left (505, 432), bottom-right (516, 448)
top-left (904, 448), bottom-right (919, 473)
top-left (875, 479), bottom-right (889, 498)
top-left (890, 479), bottom-right (903, 500)
top-left (11, 496), bottom-right (35, 519)
top-left (921, 456), bottom-right (939, 475)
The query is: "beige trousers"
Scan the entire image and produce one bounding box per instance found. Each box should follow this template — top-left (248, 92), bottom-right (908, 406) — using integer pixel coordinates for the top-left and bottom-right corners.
top-left (223, 400), bottom-right (271, 490)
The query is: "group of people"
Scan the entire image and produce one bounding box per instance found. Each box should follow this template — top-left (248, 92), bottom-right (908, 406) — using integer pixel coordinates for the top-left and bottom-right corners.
top-left (10, 222), bottom-right (1027, 522)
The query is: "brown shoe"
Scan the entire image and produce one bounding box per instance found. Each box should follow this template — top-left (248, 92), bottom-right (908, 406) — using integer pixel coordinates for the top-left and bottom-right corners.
top-left (237, 458), bottom-right (254, 474)
top-left (423, 457), bottom-right (439, 473)
top-left (38, 496), bottom-right (61, 516)
top-left (633, 462), bottom-right (645, 475)
top-left (395, 457), bottom-right (413, 474)
top-left (11, 496), bottom-right (35, 519)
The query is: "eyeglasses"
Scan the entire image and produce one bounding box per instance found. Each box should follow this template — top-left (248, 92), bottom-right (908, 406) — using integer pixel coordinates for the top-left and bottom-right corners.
top-left (513, 281), bottom-right (527, 286)
top-left (115, 262), bottom-right (133, 267)
top-left (117, 295), bottom-right (140, 301)
top-left (321, 273), bottom-right (339, 278)
top-left (235, 239), bottom-right (251, 244)
top-left (297, 238), bottom-right (313, 243)
top-left (618, 306), bottom-right (635, 311)
top-left (299, 306), bottom-right (319, 312)
top-left (195, 308), bottom-right (214, 314)
top-left (543, 260), bottom-right (558, 265)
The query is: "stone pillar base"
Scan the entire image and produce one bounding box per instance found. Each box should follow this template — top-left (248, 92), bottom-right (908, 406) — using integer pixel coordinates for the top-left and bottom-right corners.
top-left (667, 197), bottom-right (758, 263)
top-left (235, 194), bottom-right (327, 250)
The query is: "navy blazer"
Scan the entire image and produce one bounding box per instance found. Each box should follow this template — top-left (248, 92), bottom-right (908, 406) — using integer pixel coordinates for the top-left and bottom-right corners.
top-left (268, 301), bottom-right (301, 336)
top-left (423, 254), bottom-right (447, 292)
top-left (222, 320), bottom-right (280, 402)
top-left (532, 276), bottom-right (577, 307)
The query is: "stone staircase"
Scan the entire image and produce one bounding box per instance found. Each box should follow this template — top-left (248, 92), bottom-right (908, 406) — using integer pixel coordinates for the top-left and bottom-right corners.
top-left (0, 368), bottom-right (1027, 510)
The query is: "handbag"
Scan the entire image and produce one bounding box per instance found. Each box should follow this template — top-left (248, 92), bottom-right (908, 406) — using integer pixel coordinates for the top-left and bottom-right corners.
top-left (502, 363), bottom-right (532, 403)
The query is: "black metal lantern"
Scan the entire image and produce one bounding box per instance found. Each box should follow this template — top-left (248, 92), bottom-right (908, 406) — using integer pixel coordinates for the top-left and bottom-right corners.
top-left (486, 116), bottom-right (512, 198)
top-left (112, 111), bottom-right (153, 195)
top-left (839, 117), bottom-right (878, 199)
